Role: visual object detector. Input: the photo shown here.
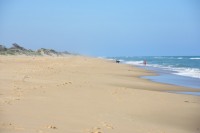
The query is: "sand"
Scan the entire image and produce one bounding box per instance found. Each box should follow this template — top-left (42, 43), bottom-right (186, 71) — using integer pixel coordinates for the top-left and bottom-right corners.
top-left (0, 55), bottom-right (200, 133)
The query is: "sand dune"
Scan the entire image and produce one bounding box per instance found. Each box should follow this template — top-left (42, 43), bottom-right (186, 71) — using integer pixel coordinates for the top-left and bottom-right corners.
top-left (0, 56), bottom-right (200, 133)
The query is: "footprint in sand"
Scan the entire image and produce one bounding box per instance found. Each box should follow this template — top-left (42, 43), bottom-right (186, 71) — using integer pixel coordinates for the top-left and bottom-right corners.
top-left (85, 122), bottom-right (114, 133)
top-left (22, 75), bottom-right (30, 82)
top-left (47, 67), bottom-right (54, 70)
top-left (0, 123), bottom-right (25, 131)
top-left (4, 100), bottom-right (12, 105)
top-left (2, 88), bottom-right (23, 105)
top-left (111, 89), bottom-right (123, 100)
top-left (57, 81), bottom-right (72, 87)
top-left (101, 122), bottom-right (114, 129)
top-left (85, 127), bottom-right (102, 133)
top-left (12, 87), bottom-right (23, 101)
top-left (46, 125), bottom-right (57, 129)
top-left (37, 125), bottom-right (58, 133)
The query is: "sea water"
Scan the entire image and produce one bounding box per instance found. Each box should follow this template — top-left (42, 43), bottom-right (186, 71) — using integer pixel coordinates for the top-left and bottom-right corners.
top-left (107, 56), bottom-right (200, 96)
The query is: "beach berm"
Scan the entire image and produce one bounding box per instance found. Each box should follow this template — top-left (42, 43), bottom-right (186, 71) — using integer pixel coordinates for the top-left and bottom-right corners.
top-left (0, 55), bottom-right (200, 133)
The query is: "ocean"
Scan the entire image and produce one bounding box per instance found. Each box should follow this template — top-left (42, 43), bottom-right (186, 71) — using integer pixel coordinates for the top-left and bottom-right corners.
top-left (107, 56), bottom-right (200, 96)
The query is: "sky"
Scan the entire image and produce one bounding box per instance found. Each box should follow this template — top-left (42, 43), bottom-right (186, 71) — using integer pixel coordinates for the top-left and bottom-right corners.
top-left (0, 0), bottom-right (200, 56)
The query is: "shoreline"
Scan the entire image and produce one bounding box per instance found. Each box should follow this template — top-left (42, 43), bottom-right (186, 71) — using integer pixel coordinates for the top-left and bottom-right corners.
top-left (140, 65), bottom-right (200, 90)
top-left (109, 56), bottom-right (200, 90)
top-left (0, 55), bottom-right (200, 133)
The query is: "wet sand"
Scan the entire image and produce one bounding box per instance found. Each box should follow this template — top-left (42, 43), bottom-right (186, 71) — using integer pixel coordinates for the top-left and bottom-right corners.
top-left (0, 56), bottom-right (200, 133)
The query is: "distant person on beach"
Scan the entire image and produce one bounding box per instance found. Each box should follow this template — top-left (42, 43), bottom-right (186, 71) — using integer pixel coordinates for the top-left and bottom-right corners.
top-left (116, 60), bottom-right (120, 63)
top-left (143, 60), bottom-right (147, 66)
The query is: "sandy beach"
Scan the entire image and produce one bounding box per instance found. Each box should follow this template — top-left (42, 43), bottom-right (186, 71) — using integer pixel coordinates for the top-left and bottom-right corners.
top-left (0, 55), bottom-right (200, 133)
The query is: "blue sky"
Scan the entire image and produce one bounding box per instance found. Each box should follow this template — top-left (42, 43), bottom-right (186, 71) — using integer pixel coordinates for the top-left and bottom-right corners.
top-left (0, 0), bottom-right (199, 56)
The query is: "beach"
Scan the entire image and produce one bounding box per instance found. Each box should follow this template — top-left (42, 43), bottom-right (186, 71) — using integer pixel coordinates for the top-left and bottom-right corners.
top-left (0, 56), bottom-right (200, 133)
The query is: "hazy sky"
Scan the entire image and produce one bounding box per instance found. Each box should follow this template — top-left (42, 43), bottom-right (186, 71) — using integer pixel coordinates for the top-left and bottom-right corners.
top-left (0, 0), bottom-right (200, 56)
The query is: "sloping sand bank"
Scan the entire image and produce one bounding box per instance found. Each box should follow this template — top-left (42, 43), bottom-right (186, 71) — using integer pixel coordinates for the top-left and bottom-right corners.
top-left (0, 56), bottom-right (200, 133)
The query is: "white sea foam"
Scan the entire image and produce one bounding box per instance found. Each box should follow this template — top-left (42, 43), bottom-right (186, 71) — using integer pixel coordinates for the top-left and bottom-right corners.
top-left (154, 57), bottom-right (184, 60)
top-left (123, 60), bottom-right (200, 79)
top-left (172, 68), bottom-right (200, 79)
top-left (124, 60), bottom-right (166, 68)
top-left (119, 59), bottom-right (124, 62)
top-left (104, 58), bottom-right (115, 61)
top-left (190, 58), bottom-right (200, 60)
top-left (125, 61), bottom-right (144, 66)
top-left (98, 56), bottom-right (105, 59)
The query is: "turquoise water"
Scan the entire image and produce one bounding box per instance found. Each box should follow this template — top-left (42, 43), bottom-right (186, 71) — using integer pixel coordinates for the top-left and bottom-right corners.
top-left (107, 56), bottom-right (200, 95)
